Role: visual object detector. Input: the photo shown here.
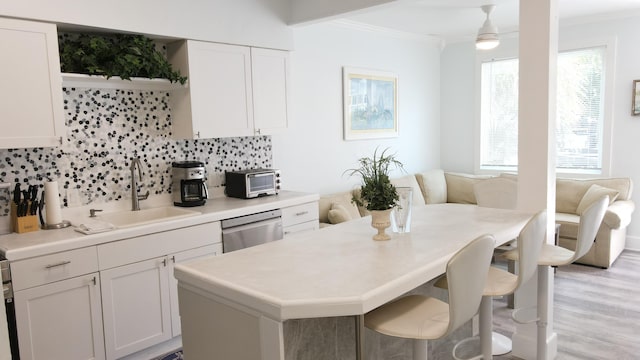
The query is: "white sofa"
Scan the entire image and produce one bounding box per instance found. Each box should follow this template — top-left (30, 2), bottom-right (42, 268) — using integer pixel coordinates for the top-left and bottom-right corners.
top-left (318, 170), bottom-right (635, 268)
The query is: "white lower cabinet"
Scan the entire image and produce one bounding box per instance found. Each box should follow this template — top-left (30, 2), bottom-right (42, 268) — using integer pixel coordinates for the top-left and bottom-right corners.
top-left (100, 257), bottom-right (172, 360)
top-left (101, 243), bottom-right (221, 359)
top-left (14, 273), bottom-right (105, 360)
top-left (97, 221), bottom-right (222, 359)
top-left (282, 202), bottom-right (319, 237)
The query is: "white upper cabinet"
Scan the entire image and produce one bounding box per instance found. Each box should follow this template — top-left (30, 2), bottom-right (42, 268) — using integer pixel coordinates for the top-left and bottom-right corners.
top-left (0, 17), bottom-right (65, 149)
top-left (167, 40), bottom-right (289, 139)
top-left (167, 41), bottom-right (254, 139)
top-left (251, 47), bottom-right (289, 135)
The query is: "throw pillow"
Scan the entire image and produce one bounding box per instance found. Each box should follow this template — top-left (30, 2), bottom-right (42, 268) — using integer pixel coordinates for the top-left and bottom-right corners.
top-left (417, 169), bottom-right (447, 204)
top-left (328, 205), bottom-right (352, 224)
top-left (331, 201), bottom-right (361, 220)
top-left (576, 184), bottom-right (619, 215)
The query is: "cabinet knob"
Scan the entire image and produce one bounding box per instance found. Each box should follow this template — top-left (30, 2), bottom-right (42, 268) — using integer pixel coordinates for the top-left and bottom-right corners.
top-left (162, 258), bottom-right (167, 267)
top-left (92, 276), bottom-right (97, 286)
top-left (194, 131), bottom-right (201, 138)
top-left (255, 129), bottom-right (262, 135)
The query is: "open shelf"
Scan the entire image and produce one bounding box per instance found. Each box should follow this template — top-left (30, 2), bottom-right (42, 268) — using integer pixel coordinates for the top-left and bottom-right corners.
top-left (61, 73), bottom-right (187, 91)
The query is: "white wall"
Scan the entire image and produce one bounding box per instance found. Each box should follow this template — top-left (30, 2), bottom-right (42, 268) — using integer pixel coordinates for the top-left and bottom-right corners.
top-left (440, 15), bottom-right (640, 249)
top-left (272, 21), bottom-right (441, 194)
top-left (439, 41), bottom-right (476, 173)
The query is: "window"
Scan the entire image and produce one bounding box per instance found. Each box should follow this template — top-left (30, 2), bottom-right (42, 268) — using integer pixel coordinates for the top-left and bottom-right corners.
top-left (479, 46), bottom-right (608, 174)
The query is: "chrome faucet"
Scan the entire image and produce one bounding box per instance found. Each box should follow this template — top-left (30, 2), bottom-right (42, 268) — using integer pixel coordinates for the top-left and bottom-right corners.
top-left (130, 157), bottom-right (149, 211)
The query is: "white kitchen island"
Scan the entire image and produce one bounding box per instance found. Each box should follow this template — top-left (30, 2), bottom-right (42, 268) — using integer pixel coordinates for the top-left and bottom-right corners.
top-left (174, 204), bottom-right (534, 360)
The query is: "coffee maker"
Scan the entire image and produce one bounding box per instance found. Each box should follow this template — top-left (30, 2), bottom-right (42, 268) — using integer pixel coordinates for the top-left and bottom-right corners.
top-left (172, 161), bottom-right (208, 207)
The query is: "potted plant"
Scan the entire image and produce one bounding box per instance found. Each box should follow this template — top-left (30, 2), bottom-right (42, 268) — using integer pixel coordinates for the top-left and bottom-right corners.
top-left (345, 147), bottom-right (404, 240)
top-left (59, 32), bottom-right (187, 84)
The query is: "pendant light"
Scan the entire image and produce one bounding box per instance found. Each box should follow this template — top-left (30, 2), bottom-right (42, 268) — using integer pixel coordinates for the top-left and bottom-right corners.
top-left (476, 4), bottom-right (500, 50)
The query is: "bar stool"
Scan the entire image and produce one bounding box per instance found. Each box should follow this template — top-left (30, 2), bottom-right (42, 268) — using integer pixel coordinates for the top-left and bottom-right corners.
top-left (364, 234), bottom-right (496, 360)
top-left (435, 210), bottom-right (546, 360)
top-left (503, 195), bottom-right (609, 360)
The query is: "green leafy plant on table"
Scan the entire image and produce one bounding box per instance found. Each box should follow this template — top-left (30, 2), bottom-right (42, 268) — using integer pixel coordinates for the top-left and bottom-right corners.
top-left (59, 32), bottom-right (187, 84)
top-left (345, 147), bottom-right (404, 211)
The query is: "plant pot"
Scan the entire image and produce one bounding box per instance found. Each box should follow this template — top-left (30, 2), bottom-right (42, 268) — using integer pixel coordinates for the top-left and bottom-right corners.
top-left (370, 209), bottom-right (392, 241)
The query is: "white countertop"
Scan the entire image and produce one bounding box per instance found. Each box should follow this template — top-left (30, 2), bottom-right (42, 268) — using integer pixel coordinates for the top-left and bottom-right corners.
top-left (174, 203), bottom-right (534, 322)
top-left (0, 190), bottom-right (318, 261)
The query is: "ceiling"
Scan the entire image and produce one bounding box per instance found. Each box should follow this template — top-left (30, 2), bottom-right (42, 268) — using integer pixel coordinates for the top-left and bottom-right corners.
top-left (339, 0), bottom-right (640, 44)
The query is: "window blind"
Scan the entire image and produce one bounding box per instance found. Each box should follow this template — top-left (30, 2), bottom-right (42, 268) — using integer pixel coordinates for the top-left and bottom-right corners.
top-left (479, 46), bottom-right (605, 173)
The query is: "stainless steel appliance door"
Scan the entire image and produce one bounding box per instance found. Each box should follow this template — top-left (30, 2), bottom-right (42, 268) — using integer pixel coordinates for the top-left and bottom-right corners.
top-left (222, 217), bottom-right (283, 253)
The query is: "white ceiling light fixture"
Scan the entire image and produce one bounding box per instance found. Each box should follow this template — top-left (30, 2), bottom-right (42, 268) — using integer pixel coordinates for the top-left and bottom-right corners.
top-left (476, 4), bottom-right (500, 50)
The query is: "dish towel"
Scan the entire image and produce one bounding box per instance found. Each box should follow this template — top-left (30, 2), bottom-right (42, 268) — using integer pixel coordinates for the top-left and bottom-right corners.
top-left (74, 219), bottom-right (116, 234)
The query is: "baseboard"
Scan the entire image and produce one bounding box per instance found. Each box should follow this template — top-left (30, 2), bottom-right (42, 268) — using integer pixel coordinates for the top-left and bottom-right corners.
top-left (626, 235), bottom-right (640, 251)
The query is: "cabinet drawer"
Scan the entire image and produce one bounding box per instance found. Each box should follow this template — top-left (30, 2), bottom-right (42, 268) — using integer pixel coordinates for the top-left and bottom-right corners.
top-left (98, 221), bottom-right (221, 270)
top-left (11, 247), bottom-right (99, 291)
top-left (283, 220), bottom-right (319, 237)
top-left (282, 202), bottom-right (319, 227)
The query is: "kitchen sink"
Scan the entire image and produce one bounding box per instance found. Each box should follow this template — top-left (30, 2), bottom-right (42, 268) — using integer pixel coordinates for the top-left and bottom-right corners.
top-left (96, 206), bottom-right (201, 228)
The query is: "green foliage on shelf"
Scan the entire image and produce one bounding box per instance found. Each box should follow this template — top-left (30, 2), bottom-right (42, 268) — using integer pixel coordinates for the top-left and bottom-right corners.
top-left (345, 147), bottom-right (404, 211)
top-left (59, 33), bottom-right (187, 85)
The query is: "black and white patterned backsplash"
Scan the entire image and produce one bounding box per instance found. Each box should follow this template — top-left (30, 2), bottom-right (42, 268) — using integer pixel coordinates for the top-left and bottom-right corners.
top-left (0, 87), bottom-right (272, 214)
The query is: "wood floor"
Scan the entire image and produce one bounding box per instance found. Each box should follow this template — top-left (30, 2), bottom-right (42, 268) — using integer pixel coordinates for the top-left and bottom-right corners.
top-left (492, 250), bottom-right (640, 360)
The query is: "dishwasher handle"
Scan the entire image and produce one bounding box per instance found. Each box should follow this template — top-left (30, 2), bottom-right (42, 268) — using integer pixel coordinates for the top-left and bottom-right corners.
top-left (221, 209), bottom-right (282, 229)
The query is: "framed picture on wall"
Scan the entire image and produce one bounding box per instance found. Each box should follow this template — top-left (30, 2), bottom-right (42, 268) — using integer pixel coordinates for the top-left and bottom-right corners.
top-left (633, 80), bottom-right (640, 116)
top-left (342, 67), bottom-right (398, 140)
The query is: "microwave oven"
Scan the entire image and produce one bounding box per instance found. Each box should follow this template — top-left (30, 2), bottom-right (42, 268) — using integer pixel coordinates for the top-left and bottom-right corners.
top-left (225, 169), bottom-right (281, 199)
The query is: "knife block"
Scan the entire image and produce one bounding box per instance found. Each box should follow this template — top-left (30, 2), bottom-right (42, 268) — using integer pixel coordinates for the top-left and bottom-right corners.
top-left (11, 202), bottom-right (40, 234)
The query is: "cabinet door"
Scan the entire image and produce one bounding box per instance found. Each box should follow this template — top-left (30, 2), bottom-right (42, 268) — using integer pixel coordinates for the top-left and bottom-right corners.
top-left (100, 257), bottom-right (171, 360)
top-left (168, 40), bottom-right (253, 139)
top-left (14, 273), bottom-right (105, 360)
top-left (168, 244), bottom-right (222, 337)
top-left (0, 17), bottom-right (64, 148)
top-left (251, 48), bottom-right (289, 135)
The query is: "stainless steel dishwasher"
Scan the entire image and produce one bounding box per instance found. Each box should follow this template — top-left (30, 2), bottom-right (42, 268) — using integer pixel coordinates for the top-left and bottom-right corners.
top-left (221, 209), bottom-right (283, 253)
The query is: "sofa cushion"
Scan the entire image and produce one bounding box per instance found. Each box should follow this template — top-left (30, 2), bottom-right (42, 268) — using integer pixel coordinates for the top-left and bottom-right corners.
top-left (416, 169), bottom-right (447, 204)
top-left (328, 204), bottom-right (353, 224)
top-left (391, 175), bottom-right (426, 205)
top-left (556, 179), bottom-right (589, 214)
top-left (474, 177), bottom-right (517, 209)
top-left (557, 177), bottom-right (633, 214)
top-left (444, 172), bottom-right (492, 204)
top-left (576, 184), bottom-right (619, 215)
top-left (556, 212), bottom-right (580, 240)
top-left (581, 178), bottom-right (633, 201)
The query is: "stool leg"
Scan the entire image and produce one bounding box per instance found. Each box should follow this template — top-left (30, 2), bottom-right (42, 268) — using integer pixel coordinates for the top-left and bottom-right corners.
top-left (413, 339), bottom-right (428, 360)
top-left (479, 296), bottom-right (493, 359)
top-left (537, 265), bottom-right (550, 360)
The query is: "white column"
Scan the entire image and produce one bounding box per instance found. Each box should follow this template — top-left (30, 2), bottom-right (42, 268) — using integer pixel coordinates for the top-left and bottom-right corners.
top-left (513, 0), bottom-right (558, 359)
